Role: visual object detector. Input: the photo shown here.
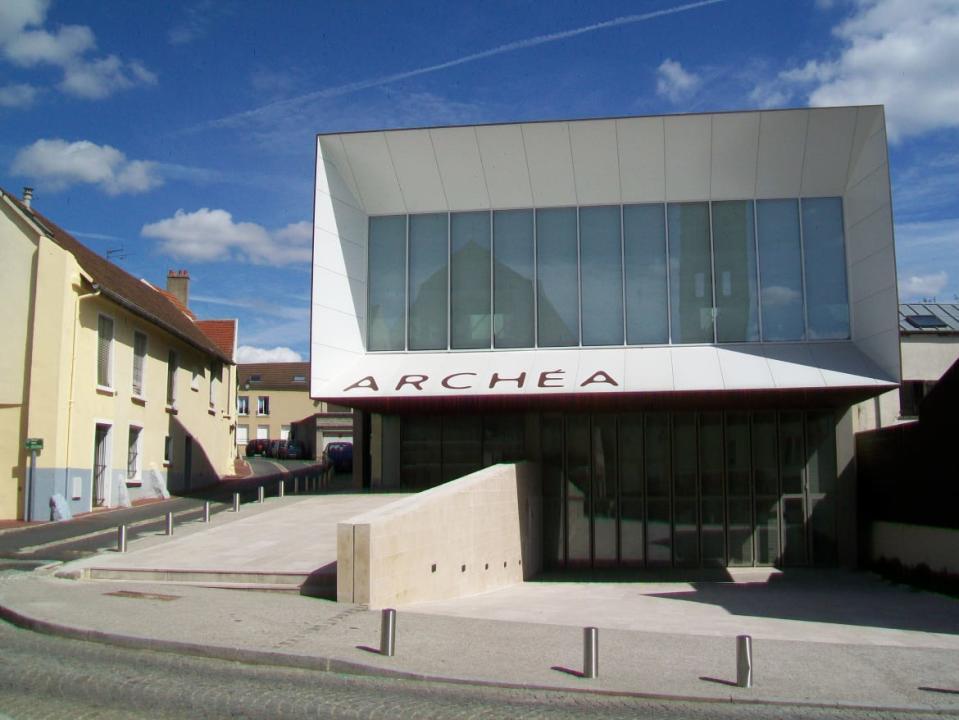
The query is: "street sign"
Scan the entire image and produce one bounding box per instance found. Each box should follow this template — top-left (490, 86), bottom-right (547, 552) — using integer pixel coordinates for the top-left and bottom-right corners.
top-left (25, 438), bottom-right (43, 452)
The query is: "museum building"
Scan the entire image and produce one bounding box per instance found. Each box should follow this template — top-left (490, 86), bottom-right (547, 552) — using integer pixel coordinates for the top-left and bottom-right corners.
top-left (310, 106), bottom-right (899, 571)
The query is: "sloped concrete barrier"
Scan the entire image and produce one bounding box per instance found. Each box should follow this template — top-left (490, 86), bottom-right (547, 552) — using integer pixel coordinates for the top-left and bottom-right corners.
top-left (337, 462), bottom-right (541, 608)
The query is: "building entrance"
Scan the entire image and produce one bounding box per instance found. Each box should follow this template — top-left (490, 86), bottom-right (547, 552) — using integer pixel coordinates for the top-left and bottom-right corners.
top-left (541, 410), bottom-right (839, 570)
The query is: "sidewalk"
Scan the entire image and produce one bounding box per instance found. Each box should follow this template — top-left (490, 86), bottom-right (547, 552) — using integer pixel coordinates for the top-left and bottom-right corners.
top-left (1, 494), bottom-right (957, 712)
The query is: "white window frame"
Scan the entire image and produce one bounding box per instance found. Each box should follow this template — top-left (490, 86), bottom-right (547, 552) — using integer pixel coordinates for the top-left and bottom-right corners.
top-left (256, 424), bottom-right (269, 440)
top-left (209, 363), bottom-right (219, 409)
top-left (257, 396), bottom-right (270, 416)
top-left (166, 350), bottom-right (178, 407)
top-left (280, 425), bottom-right (290, 440)
top-left (236, 424), bottom-right (249, 445)
top-left (237, 395), bottom-right (249, 416)
top-left (127, 425), bottom-right (142, 482)
top-left (132, 330), bottom-right (147, 398)
top-left (96, 313), bottom-right (115, 390)
top-left (164, 434), bottom-right (172, 465)
top-left (191, 366), bottom-right (201, 392)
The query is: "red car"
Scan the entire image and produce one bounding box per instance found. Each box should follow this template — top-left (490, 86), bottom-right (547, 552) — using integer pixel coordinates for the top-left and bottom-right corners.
top-left (245, 438), bottom-right (269, 457)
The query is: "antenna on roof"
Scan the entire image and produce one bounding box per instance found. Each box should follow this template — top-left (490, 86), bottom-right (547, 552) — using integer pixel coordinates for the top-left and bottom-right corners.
top-left (106, 247), bottom-right (128, 262)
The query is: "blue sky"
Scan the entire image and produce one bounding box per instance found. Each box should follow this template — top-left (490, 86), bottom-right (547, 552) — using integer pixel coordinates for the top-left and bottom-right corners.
top-left (2, 0), bottom-right (958, 361)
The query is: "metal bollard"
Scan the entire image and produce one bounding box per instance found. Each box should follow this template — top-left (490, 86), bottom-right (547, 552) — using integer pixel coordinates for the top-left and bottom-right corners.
top-left (203, 501), bottom-right (211, 523)
top-left (232, 492), bottom-right (240, 512)
top-left (117, 524), bottom-right (127, 553)
top-left (583, 627), bottom-right (599, 679)
top-left (165, 511), bottom-right (174, 536)
top-left (736, 635), bottom-right (753, 688)
top-left (257, 485), bottom-right (265, 503)
top-left (278, 479), bottom-right (285, 498)
top-left (294, 477), bottom-right (299, 494)
top-left (380, 608), bottom-right (396, 656)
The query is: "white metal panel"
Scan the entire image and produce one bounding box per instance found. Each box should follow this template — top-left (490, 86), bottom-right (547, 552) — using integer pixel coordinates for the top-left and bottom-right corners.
top-left (761, 344), bottom-right (824, 388)
top-left (313, 265), bottom-right (366, 317)
top-left (710, 113), bottom-right (760, 200)
top-left (801, 107), bottom-right (857, 197)
top-left (314, 226), bottom-right (366, 282)
top-left (475, 124), bottom-right (533, 208)
top-left (616, 117), bottom-right (666, 202)
top-left (314, 192), bottom-right (367, 246)
top-left (572, 348), bottom-right (624, 393)
top-left (809, 343), bottom-right (885, 388)
top-left (340, 132), bottom-right (406, 214)
top-left (845, 204), bottom-right (893, 266)
top-left (522, 122), bottom-right (577, 207)
top-left (716, 345), bottom-right (775, 389)
top-left (311, 343), bottom-right (363, 384)
top-left (844, 165), bottom-right (890, 228)
top-left (664, 114), bottom-right (710, 201)
top-left (623, 347), bottom-right (674, 391)
top-left (848, 244), bottom-right (896, 305)
top-left (385, 129), bottom-right (447, 213)
top-left (755, 110), bottom-right (807, 198)
top-left (430, 127), bottom-right (490, 211)
top-left (854, 328), bottom-right (900, 382)
top-left (317, 136), bottom-right (363, 210)
top-left (847, 125), bottom-right (888, 190)
top-left (671, 346), bottom-right (723, 390)
top-left (851, 283), bottom-right (898, 339)
top-left (312, 304), bottom-right (365, 352)
top-left (569, 120), bottom-right (620, 206)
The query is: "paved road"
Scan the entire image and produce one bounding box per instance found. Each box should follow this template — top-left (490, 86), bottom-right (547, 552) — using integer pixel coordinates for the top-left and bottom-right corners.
top-left (0, 461), bottom-right (325, 567)
top-left (0, 614), bottom-right (950, 720)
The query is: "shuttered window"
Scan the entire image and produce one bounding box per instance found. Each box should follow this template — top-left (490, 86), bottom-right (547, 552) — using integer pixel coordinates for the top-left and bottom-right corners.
top-left (127, 426), bottom-right (141, 479)
top-left (132, 331), bottom-right (147, 396)
top-left (97, 315), bottom-right (114, 387)
top-left (166, 350), bottom-right (177, 406)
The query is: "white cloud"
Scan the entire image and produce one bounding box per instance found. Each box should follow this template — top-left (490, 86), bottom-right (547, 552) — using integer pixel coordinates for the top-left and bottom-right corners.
top-left (235, 345), bottom-right (303, 363)
top-left (141, 208), bottom-right (312, 267)
top-left (655, 58), bottom-right (701, 103)
top-left (0, 0), bottom-right (155, 101)
top-left (760, 0), bottom-right (959, 141)
top-left (0, 82), bottom-right (37, 107)
top-left (900, 271), bottom-right (948, 299)
top-left (11, 138), bottom-right (163, 194)
top-left (761, 285), bottom-right (802, 306)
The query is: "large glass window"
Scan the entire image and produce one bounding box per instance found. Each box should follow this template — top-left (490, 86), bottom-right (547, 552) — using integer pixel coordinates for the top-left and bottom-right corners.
top-left (368, 215), bottom-right (406, 351)
top-left (712, 201), bottom-right (759, 342)
top-left (624, 204), bottom-right (668, 344)
top-left (757, 200), bottom-right (804, 341)
top-left (802, 197), bottom-right (849, 339)
top-left (450, 211), bottom-right (491, 349)
top-left (493, 210), bottom-right (534, 348)
top-left (580, 206), bottom-right (623, 346)
top-left (536, 207), bottom-right (579, 347)
top-left (366, 197), bottom-right (847, 351)
top-left (408, 213), bottom-right (448, 350)
top-left (668, 203), bottom-right (713, 343)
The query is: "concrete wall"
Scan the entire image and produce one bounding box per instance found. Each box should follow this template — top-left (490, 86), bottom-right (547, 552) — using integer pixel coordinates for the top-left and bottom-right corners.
top-left (871, 521), bottom-right (959, 574)
top-left (337, 462), bottom-right (542, 608)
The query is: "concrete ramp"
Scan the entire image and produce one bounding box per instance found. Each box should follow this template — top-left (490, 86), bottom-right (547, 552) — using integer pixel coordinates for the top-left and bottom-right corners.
top-left (57, 494), bottom-right (407, 596)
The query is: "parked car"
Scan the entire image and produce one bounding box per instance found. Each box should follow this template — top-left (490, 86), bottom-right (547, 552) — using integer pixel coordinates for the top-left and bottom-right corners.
top-left (324, 441), bottom-right (353, 472)
top-left (268, 439), bottom-right (287, 458)
top-left (245, 438), bottom-right (269, 457)
top-left (279, 441), bottom-right (303, 460)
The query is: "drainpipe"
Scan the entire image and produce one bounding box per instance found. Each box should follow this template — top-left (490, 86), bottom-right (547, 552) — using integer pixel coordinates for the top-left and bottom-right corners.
top-left (64, 280), bottom-right (101, 504)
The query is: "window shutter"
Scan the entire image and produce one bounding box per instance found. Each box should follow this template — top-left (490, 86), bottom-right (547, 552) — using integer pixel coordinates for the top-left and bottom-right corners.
top-left (97, 316), bottom-right (113, 386)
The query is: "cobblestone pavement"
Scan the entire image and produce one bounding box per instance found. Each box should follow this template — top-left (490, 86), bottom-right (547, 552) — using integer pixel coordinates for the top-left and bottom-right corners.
top-left (0, 619), bottom-right (954, 720)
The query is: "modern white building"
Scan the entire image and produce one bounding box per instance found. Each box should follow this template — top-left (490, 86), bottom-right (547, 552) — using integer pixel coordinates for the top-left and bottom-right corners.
top-left (311, 107), bottom-right (899, 570)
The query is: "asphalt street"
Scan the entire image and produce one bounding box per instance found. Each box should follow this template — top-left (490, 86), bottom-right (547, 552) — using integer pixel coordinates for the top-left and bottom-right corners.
top-left (0, 612), bottom-right (951, 720)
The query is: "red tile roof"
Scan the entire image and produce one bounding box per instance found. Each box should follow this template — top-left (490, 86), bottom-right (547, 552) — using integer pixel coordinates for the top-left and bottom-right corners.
top-left (2, 188), bottom-right (235, 364)
top-left (197, 320), bottom-right (237, 361)
top-left (238, 362), bottom-right (310, 390)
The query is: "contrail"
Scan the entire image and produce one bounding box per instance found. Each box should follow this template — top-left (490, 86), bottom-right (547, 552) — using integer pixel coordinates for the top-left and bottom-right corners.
top-left (202, 0), bottom-right (726, 130)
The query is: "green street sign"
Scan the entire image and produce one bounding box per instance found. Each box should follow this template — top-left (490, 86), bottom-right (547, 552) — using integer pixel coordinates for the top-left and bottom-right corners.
top-left (25, 438), bottom-right (43, 452)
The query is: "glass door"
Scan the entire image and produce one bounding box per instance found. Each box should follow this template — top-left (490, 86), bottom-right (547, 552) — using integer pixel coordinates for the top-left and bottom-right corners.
top-left (779, 412), bottom-right (807, 566)
top-left (752, 413), bottom-right (779, 565)
top-left (806, 411), bottom-right (838, 565)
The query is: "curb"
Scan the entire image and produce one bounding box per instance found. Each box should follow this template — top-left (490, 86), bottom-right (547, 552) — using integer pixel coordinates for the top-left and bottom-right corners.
top-left (0, 597), bottom-right (953, 715)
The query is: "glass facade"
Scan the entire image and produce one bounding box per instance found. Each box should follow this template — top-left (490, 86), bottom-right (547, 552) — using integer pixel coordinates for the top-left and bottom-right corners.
top-left (368, 197), bottom-right (847, 350)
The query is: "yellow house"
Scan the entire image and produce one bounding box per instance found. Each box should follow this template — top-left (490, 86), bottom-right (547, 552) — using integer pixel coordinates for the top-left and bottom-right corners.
top-left (0, 187), bottom-right (237, 521)
top-left (236, 362), bottom-right (352, 456)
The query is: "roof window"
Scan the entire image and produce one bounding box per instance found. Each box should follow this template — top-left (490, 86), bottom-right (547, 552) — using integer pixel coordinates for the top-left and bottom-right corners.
top-left (906, 314), bottom-right (948, 329)
top-left (293, 375), bottom-right (306, 382)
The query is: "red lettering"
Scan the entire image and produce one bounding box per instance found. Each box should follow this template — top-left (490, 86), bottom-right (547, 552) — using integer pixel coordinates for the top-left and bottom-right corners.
top-left (488, 372), bottom-right (526, 389)
top-left (538, 370), bottom-right (565, 388)
top-left (580, 370), bottom-right (619, 388)
top-left (441, 372), bottom-right (476, 390)
top-left (343, 376), bottom-right (379, 392)
top-left (395, 374), bottom-right (428, 391)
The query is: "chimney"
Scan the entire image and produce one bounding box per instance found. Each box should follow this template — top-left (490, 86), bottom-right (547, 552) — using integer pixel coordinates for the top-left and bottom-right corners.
top-left (166, 269), bottom-right (190, 308)
top-left (22, 187), bottom-right (33, 208)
